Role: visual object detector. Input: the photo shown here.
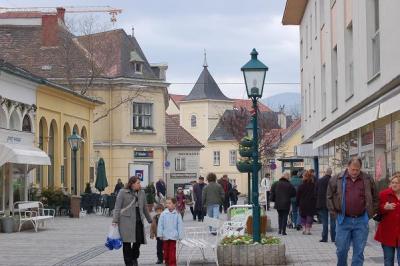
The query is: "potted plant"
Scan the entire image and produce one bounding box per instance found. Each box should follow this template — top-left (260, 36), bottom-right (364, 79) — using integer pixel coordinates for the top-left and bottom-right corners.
top-left (1, 210), bottom-right (15, 233)
top-left (240, 136), bottom-right (253, 147)
top-left (144, 183), bottom-right (156, 212)
top-left (239, 145), bottom-right (253, 157)
top-left (217, 235), bottom-right (285, 265)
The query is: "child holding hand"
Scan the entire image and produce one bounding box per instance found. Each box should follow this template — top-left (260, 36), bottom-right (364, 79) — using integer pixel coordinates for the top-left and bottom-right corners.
top-left (150, 204), bottom-right (165, 264)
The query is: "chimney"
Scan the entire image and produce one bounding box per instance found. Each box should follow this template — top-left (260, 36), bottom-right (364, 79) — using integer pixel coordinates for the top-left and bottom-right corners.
top-left (42, 14), bottom-right (58, 47)
top-left (56, 7), bottom-right (65, 23)
top-left (131, 27), bottom-right (135, 37)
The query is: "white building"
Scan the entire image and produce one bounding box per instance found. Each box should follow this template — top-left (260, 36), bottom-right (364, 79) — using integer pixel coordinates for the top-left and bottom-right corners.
top-left (283, 0), bottom-right (400, 187)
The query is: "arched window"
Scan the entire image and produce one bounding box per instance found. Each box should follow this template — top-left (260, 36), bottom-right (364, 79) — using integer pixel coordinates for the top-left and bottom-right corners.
top-left (9, 110), bottom-right (21, 131)
top-left (191, 115), bottom-right (197, 127)
top-left (22, 115), bottom-right (32, 132)
top-left (0, 107), bottom-right (6, 128)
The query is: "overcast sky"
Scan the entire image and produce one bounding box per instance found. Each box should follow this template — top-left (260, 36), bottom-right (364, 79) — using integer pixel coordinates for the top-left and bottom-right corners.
top-left (1, 0), bottom-right (300, 99)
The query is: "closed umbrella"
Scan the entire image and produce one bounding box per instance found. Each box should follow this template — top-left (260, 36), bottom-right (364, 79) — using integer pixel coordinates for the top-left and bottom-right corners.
top-left (95, 158), bottom-right (108, 194)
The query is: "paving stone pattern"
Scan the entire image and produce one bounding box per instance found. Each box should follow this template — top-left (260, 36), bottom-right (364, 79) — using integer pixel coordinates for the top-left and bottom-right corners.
top-left (0, 201), bottom-right (391, 266)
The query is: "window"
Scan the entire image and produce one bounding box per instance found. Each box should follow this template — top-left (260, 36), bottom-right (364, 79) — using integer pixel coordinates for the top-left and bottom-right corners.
top-left (321, 64), bottom-right (327, 119)
top-left (308, 83), bottom-right (311, 117)
top-left (300, 39), bottom-right (303, 63)
top-left (191, 115), bottom-right (197, 127)
top-left (314, 1), bottom-right (318, 37)
top-left (305, 25), bottom-right (309, 58)
top-left (134, 63), bottom-right (142, 73)
top-left (175, 157), bottom-right (186, 171)
top-left (313, 76), bottom-right (316, 112)
top-left (304, 86), bottom-right (308, 119)
top-left (345, 24), bottom-right (354, 99)
top-left (331, 47), bottom-right (338, 111)
top-left (22, 115), bottom-right (32, 132)
top-left (229, 150), bottom-right (237, 166)
top-left (213, 151), bottom-right (220, 166)
top-left (310, 14), bottom-right (313, 49)
top-left (320, 0), bottom-right (325, 27)
top-left (132, 103), bottom-right (153, 130)
top-left (367, 0), bottom-right (380, 77)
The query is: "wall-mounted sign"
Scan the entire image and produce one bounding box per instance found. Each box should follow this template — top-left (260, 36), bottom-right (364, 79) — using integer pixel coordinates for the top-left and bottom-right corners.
top-left (170, 173), bottom-right (197, 179)
top-left (134, 150), bottom-right (153, 159)
top-left (129, 163), bottom-right (149, 187)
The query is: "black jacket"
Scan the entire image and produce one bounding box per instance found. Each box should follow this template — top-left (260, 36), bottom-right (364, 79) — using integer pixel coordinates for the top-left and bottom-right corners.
top-left (270, 178), bottom-right (296, 211)
top-left (297, 182), bottom-right (317, 216)
top-left (315, 175), bottom-right (331, 210)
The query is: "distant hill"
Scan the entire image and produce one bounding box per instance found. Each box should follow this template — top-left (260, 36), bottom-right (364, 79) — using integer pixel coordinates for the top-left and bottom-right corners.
top-left (261, 92), bottom-right (301, 115)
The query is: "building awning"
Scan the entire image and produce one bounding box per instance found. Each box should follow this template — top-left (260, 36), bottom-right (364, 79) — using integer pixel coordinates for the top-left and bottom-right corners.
top-left (312, 120), bottom-right (352, 149)
top-left (0, 143), bottom-right (51, 167)
top-left (296, 143), bottom-right (319, 157)
top-left (349, 105), bottom-right (379, 131)
top-left (379, 92), bottom-right (400, 118)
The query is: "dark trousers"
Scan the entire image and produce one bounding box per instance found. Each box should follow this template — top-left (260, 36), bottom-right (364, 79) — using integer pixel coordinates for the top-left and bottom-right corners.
top-left (163, 240), bottom-right (177, 266)
top-left (190, 206), bottom-right (195, 220)
top-left (277, 209), bottom-right (289, 234)
top-left (195, 209), bottom-right (204, 221)
top-left (220, 195), bottom-right (230, 213)
top-left (156, 237), bottom-right (163, 262)
top-left (319, 209), bottom-right (336, 241)
top-left (123, 242), bottom-right (140, 266)
top-left (382, 244), bottom-right (400, 266)
top-left (266, 191), bottom-right (271, 210)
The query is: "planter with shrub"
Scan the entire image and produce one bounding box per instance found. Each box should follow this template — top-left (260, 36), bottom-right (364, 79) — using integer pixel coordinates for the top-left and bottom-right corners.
top-left (236, 160), bottom-right (261, 173)
top-left (239, 145), bottom-right (253, 157)
top-left (240, 136), bottom-right (253, 147)
top-left (217, 235), bottom-right (285, 265)
top-left (144, 183), bottom-right (156, 212)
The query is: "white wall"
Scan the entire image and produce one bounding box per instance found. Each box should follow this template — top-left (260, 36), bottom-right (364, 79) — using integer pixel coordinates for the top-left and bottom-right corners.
top-left (299, 0), bottom-right (400, 141)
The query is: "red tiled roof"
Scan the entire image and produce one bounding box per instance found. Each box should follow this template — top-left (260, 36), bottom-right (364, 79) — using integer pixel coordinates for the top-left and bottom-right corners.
top-left (0, 12), bottom-right (43, 19)
top-left (169, 94), bottom-right (272, 112)
top-left (233, 99), bottom-right (271, 112)
top-left (165, 114), bottom-right (203, 148)
top-left (270, 118), bottom-right (301, 145)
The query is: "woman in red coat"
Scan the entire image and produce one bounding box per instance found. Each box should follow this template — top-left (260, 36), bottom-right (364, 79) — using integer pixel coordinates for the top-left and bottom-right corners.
top-left (375, 173), bottom-right (400, 266)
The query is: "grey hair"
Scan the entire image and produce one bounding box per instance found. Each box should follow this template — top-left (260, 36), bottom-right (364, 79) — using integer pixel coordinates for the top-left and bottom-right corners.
top-left (348, 156), bottom-right (362, 167)
top-left (325, 168), bottom-right (333, 175)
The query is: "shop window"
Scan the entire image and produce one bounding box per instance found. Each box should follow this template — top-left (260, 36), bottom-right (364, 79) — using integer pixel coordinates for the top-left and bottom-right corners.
top-left (0, 166), bottom-right (3, 212)
top-left (361, 124), bottom-right (374, 147)
top-left (374, 117), bottom-right (391, 191)
top-left (361, 124), bottom-right (374, 177)
top-left (349, 130), bottom-right (359, 155)
top-left (392, 113), bottom-right (400, 173)
top-left (334, 135), bottom-right (350, 170)
top-left (22, 115), bottom-right (32, 132)
top-left (132, 102), bottom-right (153, 130)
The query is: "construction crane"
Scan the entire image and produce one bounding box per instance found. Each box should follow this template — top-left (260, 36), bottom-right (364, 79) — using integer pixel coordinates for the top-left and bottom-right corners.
top-left (0, 6), bottom-right (122, 24)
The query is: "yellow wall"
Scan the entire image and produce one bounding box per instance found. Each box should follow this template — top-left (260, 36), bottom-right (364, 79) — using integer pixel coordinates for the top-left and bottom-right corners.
top-left (166, 98), bottom-right (180, 115)
top-left (35, 85), bottom-right (97, 194)
top-left (87, 85), bottom-right (168, 193)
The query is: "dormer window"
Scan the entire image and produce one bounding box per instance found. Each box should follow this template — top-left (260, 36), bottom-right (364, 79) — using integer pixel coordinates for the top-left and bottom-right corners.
top-left (134, 62), bottom-right (142, 73)
top-left (130, 50), bottom-right (144, 74)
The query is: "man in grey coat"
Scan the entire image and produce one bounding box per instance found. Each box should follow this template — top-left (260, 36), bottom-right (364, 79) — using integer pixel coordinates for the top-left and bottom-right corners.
top-left (202, 172), bottom-right (225, 224)
top-left (112, 176), bottom-right (152, 266)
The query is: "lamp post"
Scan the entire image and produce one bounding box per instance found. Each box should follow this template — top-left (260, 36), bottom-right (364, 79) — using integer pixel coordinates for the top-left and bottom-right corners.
top-left (68, 128), bottom-right (83, 195)
top-left (241, 48), bottom-right (268, 242)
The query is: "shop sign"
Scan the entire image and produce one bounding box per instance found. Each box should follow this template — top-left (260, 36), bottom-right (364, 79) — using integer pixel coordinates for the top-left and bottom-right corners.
top-left (170, 173), bottom-right (197, 179)
top-left (134, 150), bottom-right (153, 158)
top-left (0, 128), bottom-right (33, 145)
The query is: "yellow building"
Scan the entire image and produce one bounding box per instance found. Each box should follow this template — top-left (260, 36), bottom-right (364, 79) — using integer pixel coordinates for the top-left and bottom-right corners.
top-left (36, 83), bottom-right (101, 195)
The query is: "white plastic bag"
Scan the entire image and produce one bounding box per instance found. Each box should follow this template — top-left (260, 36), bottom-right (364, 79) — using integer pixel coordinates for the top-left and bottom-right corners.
top-left (105, 225), bottom-right (122, 250)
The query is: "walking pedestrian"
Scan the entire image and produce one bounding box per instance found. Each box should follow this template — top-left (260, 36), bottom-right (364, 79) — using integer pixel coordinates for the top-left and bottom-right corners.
top-left (327, 157), bottom-right (379, 266)
top-left (175, 187), bottom-right (186, 218)
top-left (156, 178), bottom-right (166, 200)
top-left (157, 197), bottom-right (184, 266)
top-left (218, 175), bottom-right (232, 213)
top-left (150, 204), bottom-right (165, 264)
top-left (297, 170), bottom-right (316, 235)
top-left (202, 173), bottom-right (225, 234)
top-left (114, 178), bottom-right (124, 195)
top-left (187, 180), bottom-right (196, 220)
top-left (315, 167), bottom-right (336, 242)
top-left (374, 172), bottom-right (400, 266)
top-left (260, 173), bottom-right (272, 211)
top-left (290, 170), bottom-right (302, 230)
top-left (229, 185), bottom-right (240, 206)
top-left (112, 176), bottom-right (152, 266)
top-left (270, 171), bottom-right (296, 235)
top-left (193, 176), bottom-right (206, 221)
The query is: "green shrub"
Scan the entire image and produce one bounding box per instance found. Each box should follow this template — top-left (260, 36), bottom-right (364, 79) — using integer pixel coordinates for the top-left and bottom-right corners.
top-left (220, 235), bottom-right (280, 246)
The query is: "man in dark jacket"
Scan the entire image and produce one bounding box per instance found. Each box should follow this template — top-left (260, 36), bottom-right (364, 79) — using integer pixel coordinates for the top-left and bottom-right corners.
top-left (114, 178), bottom-right (124, 195)
top-left (327, 157), bottom-right (379, 266)
top-left (155, 178), bottom-right (166, 198)
top-left (218, 175), bottom-right (232, 213)
top-left (315, 167), bottom-right (335, 242)
top-left (193, 176), bottom-right (206, 221)
top-left (271, 172), bottom-right (296, 235)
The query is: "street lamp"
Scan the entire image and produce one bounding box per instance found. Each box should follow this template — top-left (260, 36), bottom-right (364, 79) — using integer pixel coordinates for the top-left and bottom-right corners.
top-left (68, 128), bottom-right (83, 195)
top-left (241, 48), bottom-right (268, 243)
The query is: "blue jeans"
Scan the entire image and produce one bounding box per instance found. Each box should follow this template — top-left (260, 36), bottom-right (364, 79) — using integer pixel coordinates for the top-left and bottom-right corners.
top-left (291, 202), bottom-right (300, 226)
top-left (382, 244), bottom-right (400, 266)
top-left (319, 209), bottom-right (336, 241)
top-left (335, 216), bottom-right (369, 266)
top-left (207, 204), bottom-right (220, 232)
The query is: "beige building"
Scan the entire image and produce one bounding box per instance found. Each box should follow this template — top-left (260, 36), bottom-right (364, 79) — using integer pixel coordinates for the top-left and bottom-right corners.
top-left (0, 9), bottom-right (169, 192)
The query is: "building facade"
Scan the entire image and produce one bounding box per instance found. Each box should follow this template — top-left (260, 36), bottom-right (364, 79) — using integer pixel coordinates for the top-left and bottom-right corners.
top-left (283, 0), bottom-right (400, 187)
top-left (0, 9), bottom-right (169, 193)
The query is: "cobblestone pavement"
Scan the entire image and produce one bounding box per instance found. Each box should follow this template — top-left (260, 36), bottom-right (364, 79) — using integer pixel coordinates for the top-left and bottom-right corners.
top-left (0, 203), bottom-right (389, 266)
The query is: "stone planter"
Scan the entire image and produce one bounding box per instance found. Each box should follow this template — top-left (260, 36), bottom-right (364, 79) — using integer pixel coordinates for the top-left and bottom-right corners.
top-left (217, 243), bottom-right (286, 266)
top-left (1, 217), bottom-right (15, 233)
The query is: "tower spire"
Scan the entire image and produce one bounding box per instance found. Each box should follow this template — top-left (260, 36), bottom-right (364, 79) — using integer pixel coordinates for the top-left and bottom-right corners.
top-left (203, 49), bottom-right (208, 68)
